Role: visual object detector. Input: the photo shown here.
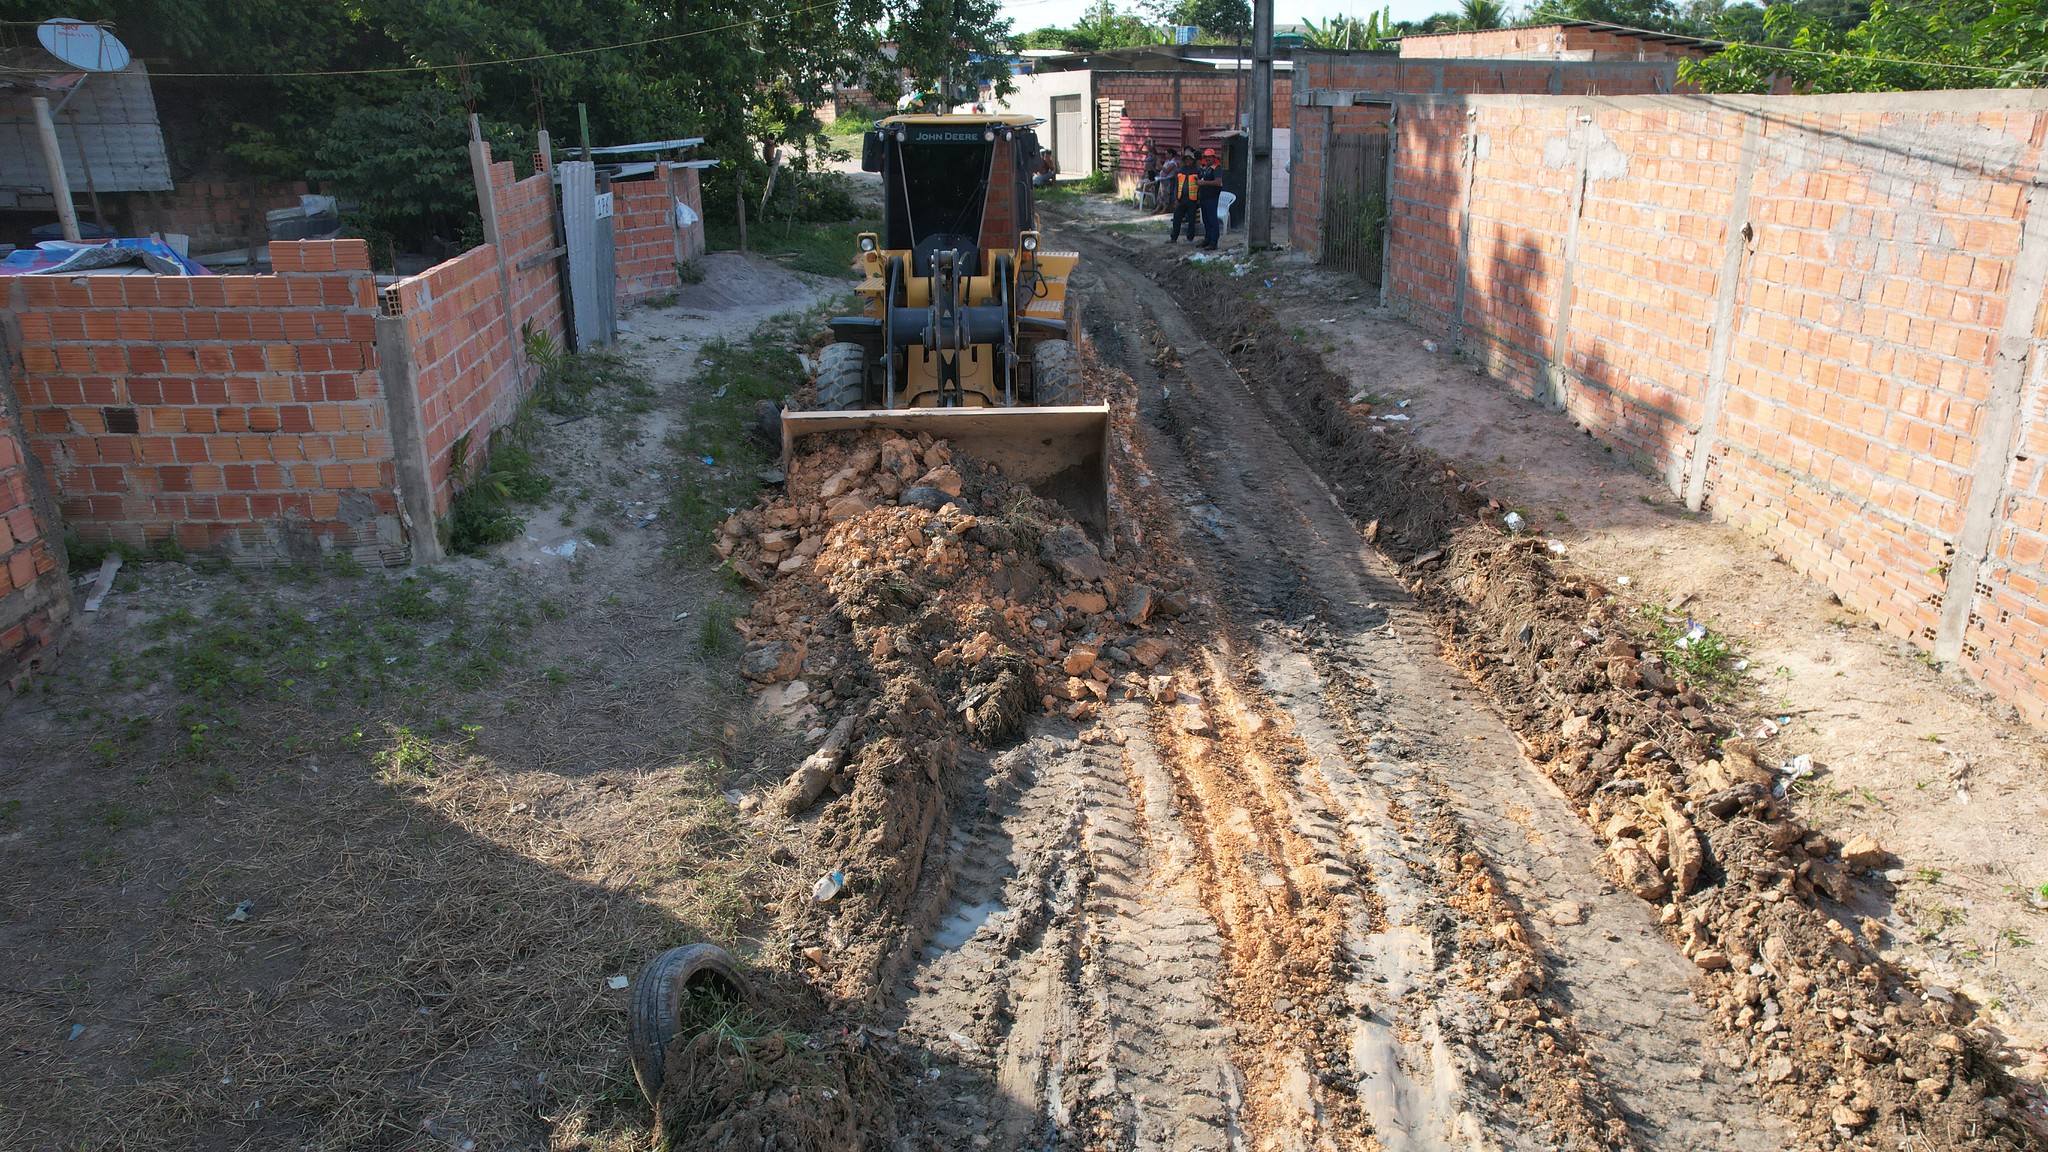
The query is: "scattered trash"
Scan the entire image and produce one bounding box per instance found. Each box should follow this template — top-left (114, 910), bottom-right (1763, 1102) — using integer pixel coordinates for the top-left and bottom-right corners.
top-left (543, 540), bottom-right (580, 559)
top-left (1397, 399), bottom-right (1410, 408)
top-left (1377, 413), bottom-right (1410, 422)
top-left (1776, 753), bottom-right (1816, 797)
top-left (225, 900), bottom-right (254, 923)
top-left (1347, 388), bottom-right (1371, 405)
top-left (67, 1023), bottom-right (83, 1041)
top-left (1546, 539), bottom-right (1568, 555)
top-left (1753, 719), bottom-right (1781, 740)
top-left (946, 1030), bottom-right (983, 1054)
top-left (606, 975), bottom-right (631, 990)
top-left (1422, 339), bottom-right (1439, 353)
top-left (722, 789), bottom-right (745, 806)
top-left (1502, 511), bottom-right (1526, 533)
top-left (811, 870), bottom-right (846, 902)
top-left (700, 456), bottom-right (716, 466)
top-left (1674, 621), bottom-right (1708, 649)
top-left (1731, 657), bottom-right (1750, 672)
top-left (1615, 575), bottom-right (1632, 586)
top-left (674, 610), bottom-right (690, 621)
top-left (1262, 278), bottom-right (1275, 288)
top-left (509, 802), bottom-right (528, 814)
top-left (1230, 262), bottom-right (1251, 277)
top-left (712, 384), bottom-right (729, 399)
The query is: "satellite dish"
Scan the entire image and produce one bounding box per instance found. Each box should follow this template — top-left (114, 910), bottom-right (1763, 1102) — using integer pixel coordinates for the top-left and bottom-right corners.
top-left (38, 18), bottom-right (132, 73)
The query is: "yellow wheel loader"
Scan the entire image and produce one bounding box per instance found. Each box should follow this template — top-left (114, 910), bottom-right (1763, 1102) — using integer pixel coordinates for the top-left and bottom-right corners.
top-left (781, 114), bottom-right (1110, 529)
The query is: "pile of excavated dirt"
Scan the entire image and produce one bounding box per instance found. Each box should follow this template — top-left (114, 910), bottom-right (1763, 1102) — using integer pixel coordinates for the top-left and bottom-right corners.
top-left (1434, 535), bottom-right (2042, 1151)
top-left (1154, 258), bottom-right (2046, 1151)
top-left (657, 372), bottom-right (1206, 1141)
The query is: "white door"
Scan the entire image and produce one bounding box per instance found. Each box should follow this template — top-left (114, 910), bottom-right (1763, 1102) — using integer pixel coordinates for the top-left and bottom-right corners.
top-left (1051, 94), bottom-right (1088, 176)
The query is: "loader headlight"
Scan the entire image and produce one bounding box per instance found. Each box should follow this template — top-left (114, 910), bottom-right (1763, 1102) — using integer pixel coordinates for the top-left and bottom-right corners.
top-left (1020, 232), bottom-right (1039, 253)
top-left (858, 233), bottom-right (878, 253)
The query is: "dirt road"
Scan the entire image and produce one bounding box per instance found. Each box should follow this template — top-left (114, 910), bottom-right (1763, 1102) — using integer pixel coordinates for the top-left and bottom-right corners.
top-left (862, 228), bottom-right (1814, 1150)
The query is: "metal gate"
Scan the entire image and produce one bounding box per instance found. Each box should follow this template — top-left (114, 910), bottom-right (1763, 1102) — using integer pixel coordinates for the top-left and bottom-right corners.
top-left (1320, 131), bottom-right (1390, 285)
top-left (1051, 94), bottom-right (1088, 177)
top-left (560, 159), bottom-right (617, 349)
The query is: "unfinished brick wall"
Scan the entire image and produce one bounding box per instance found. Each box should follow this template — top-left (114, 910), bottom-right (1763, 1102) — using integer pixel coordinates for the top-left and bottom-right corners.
top-left (7, 239), bottom-right (402, 564)
top-left (613, 163), bottom-right (708, 306)
top-left (1288, 54), bottom-right (1684, 256)
top-left (0, 392), bottom-right (69, 693)
top-left (1094, 72), bottom-right (1292, 128)
top-left (380, 160), bottom-right (568, 525)
top-left (1380, 90), bottom-right (2048, 723)
top-left (1398, 25), bottom-right (1712, 62)
top-left (130, 180), bottom-right (318, 252)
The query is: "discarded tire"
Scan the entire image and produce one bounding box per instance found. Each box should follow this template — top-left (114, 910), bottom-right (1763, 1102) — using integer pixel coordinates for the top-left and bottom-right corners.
top-left (1032, 339), bottom-right (1082, 406)
top-left (814, 341), bottom-right (868, 411)
top-left (628, 943), bottom-right (750, 1105)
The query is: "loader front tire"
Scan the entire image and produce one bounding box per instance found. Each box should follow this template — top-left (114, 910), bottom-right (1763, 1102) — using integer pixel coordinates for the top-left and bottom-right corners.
top-left (815, 341), bottom-right (868, 411)
top-left (1032, 339), bottom-right (1082, 406)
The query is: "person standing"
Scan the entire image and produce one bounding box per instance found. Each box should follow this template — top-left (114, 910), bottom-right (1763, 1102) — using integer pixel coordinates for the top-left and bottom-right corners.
top-left (1169, 148), bottom-right (1201, 243)
top-left (1196, 147), bottom-right (1225, 250)
top-left (1153, 149), bottom-right (1181, 215)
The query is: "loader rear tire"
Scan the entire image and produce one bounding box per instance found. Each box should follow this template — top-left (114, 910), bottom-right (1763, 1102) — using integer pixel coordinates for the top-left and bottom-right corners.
top-left (628, 943), bottom-right (750, 1105)
top-left (1033, 339), bottom-right (1082, 406)
top-left (815, 342), bottom-right (868, 411)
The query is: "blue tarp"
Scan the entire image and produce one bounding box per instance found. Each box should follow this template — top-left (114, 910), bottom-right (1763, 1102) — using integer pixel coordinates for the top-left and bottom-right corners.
top-left (0, 238), bottom-right (213, 276)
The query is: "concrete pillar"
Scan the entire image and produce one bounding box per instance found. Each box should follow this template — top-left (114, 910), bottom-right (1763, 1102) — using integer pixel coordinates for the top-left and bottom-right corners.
top-left (375, 315), bottom-right (445, 566)
top-left (1684, 110), bottom-right (1763, 511)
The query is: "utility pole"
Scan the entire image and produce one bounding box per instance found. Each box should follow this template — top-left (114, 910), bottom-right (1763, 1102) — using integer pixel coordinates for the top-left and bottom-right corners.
top-left (1247, 0), bottom-right (1274, 249)
top-left (31, 97), bottom-right (81, 243)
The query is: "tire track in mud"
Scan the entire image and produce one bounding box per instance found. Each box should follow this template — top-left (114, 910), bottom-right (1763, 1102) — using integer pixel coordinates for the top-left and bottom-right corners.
top-left (891, 723), bottom-right (1242, 1151)
top-left (1071, 236), bottom-right (1790, 1151)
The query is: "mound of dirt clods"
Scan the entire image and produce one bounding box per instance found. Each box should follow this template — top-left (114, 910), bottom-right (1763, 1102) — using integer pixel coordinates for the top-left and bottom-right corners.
top-left (1429, 535), bottom-right (2045, 1151)
top-left (1155, 256), bottom-right (2046, 1151)
top-left (653, 416), bottom-right (1192, 1143)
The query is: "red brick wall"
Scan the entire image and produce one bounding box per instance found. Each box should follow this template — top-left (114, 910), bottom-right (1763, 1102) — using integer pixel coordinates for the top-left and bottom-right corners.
top-left (381, 160), bottom-right (569, 520)
top-left (1398, 26), bottom-right (1712, 62)
top-left (0, 397), bottom-right (70, 693)
top-left (1094, 71), bottom-right (1292, 129)
top-left (1288, 54), bottom-right (1684, 256)
top-left (130, 180), bottom-right (317, 252)
top-left (1380, 90), bottom-right (2048, 724)
top-left (613, 163), bottom-right (707, 306)
top-left (8, 239), bottom-right (401, 563)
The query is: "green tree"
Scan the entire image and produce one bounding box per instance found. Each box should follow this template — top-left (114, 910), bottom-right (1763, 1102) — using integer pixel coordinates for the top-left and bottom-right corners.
top-left (1303, 9), bottom-right (1396, 48)
top-left (1154, 0), bottom-right (1250, 41)
top-left (888, 0), bottom-right (1017, 105)
top-left (1679, 0), bottom-right (2040, 91)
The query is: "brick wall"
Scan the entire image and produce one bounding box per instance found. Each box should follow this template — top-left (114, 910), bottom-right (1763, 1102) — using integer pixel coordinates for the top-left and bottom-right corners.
top-left (129, 180), bottom-right (318, 252)
top-left (0, 388), bottom-right (69, 693)
top-left (7, 239), bottom-right (403, 564)
top-left (1379, 90), bottom-right (2048, 724)
top-left (1288, 54), bottom-right (1683, 256)
top-left (1398, 25), bottom-right (1712, 62)
top-left (381, 160), bottom-right (568, 521)
top-left (1093, 71), bottom-right (1292, 128)
top-left (612, 163), bottom-right (707, 306)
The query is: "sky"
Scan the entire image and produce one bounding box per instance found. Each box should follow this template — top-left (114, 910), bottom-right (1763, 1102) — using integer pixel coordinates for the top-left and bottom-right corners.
top-left (1001, 0), bottom-right (1455, 34)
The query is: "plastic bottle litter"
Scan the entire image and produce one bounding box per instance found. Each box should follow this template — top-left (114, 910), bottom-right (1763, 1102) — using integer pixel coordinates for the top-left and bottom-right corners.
top-left (1502, 511), bottom-right (1526, 533)
top-left (811, 870), bottom-right (846, 902)
top-left (1422, 339), bottom-right (1439, 352)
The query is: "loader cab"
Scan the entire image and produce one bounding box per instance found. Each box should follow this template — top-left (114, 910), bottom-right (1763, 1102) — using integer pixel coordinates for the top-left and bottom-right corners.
top-left (863, 116), bottom-right (1040, 277)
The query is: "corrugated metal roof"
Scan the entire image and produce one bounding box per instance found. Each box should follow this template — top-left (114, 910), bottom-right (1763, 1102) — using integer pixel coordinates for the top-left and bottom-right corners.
top-left (0, 61), bottom-right (171, 195)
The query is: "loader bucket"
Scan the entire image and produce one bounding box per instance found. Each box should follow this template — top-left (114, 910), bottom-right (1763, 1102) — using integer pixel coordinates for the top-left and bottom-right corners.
top-left (782, 405), bottom-right (1113, 535)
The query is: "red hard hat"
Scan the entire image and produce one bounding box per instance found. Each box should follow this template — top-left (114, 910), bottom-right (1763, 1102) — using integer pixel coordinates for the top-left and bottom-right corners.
top-left (1201, 147), bottom-right (1218, 158)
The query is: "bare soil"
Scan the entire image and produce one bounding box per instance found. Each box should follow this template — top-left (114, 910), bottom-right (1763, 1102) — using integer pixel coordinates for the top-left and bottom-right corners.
top-left (9, 194), bottom-right (2048, 1152)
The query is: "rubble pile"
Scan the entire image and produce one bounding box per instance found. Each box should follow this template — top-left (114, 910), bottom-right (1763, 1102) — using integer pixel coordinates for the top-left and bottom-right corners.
top-left (712, 429), bottom-right (1193, 1003)
top-left (1429, 533), bottom-right (2041, 1151)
